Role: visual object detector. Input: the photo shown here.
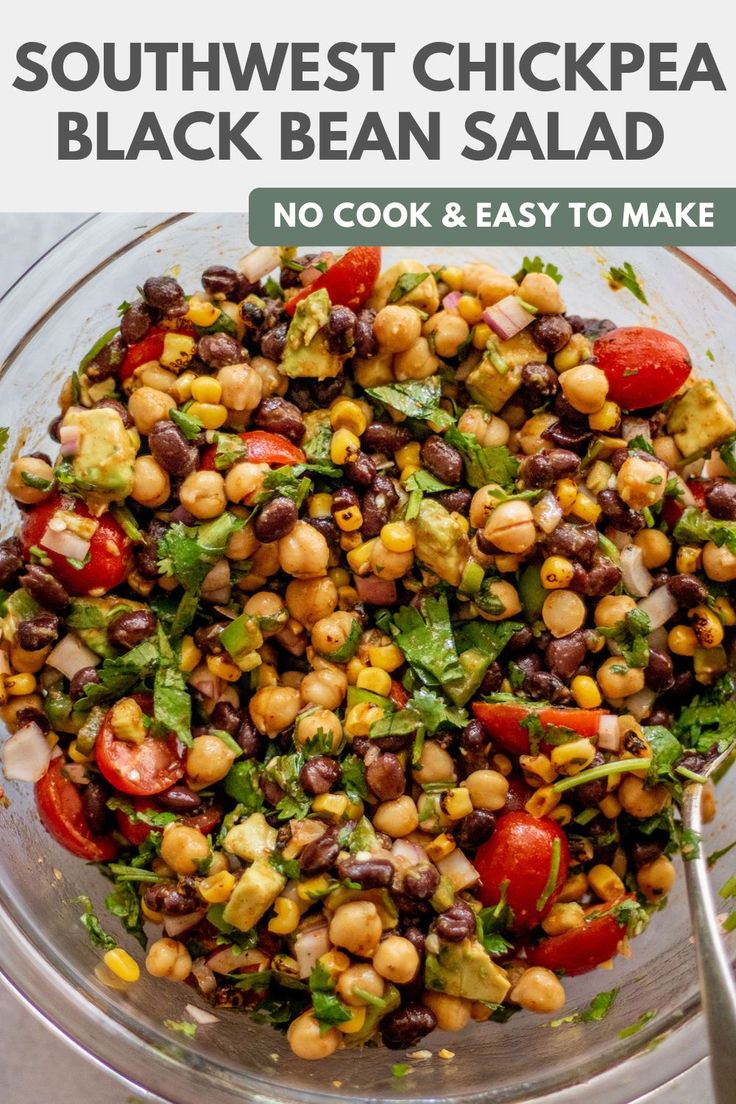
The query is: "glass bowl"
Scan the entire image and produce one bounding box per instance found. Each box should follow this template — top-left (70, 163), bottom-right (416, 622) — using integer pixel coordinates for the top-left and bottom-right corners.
top-left (0, 215), bottom-right (734, 1104)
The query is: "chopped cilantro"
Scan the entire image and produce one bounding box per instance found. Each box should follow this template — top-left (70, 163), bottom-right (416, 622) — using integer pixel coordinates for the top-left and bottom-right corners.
top-left (366, 377), bottom-right (451, 429)
top-left (170, 407), bottom-right (205, 440)
top-left (223, 760), bottom-right (264, 814)
top-left (618, 1010), bottom-right (656, 1038)
top-left (512, 256), bottom-right (563, 284)
top-left (476, 882), bottom-right (514, 956)
top-left (74, 895), bottom-right (118, 952)
top-left (444, 426), bottom-right (519, 491)
top-left (708, 840), bottom-right (736, 868)
top-left (163, 1019), bottom-right (198, 1037)
top-left (309, 961), bottom-right (352, 1032)
top-left (392, 1063), bottom-right (413, 1079)
top-left (536, 837), bottom-right (562, 912)
top-left (606, 262), bottom-right (648, 305)
top-left (388, 593), bottom-right (463, 687)
top-left (388, 271), bottom-right (431, 304)
top-left (153, 664), bottom-right (192, 746)
top-left (548, 988), bottom-right (619, 1027)
top-left (158, 512), bottom-right (244, 592)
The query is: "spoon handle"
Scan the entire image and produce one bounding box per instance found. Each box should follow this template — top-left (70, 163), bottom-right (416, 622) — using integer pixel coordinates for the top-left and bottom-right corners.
top-left (682, 782), bottom-right (736, 1104)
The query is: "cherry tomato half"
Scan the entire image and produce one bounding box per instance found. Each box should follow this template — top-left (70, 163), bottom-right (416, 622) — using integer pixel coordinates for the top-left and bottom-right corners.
top-left (284, 246), bottom-right (382, 317)
top-left (21, 494), bottom-right (131, 596)
top-left (114, 797), bottom-right (159, 845)
top-left (593, 326), bottom-right (691, 411)
top-left (473, 811), bottom-right (569, 930)
top-left (96, 695), bottom-right (185, 797)
top-left (526, 908), bottom-right (628, 975)
top-left (472, 701), bottom-right (605, 758)
top-left (35, 757), bottom-right (119, 861)
top-left (200, 430), bottom-right (305, 471)
top-left (662, 477), bottom-right (710, 530)
top-left (119, 326), bottom-right (167, 381)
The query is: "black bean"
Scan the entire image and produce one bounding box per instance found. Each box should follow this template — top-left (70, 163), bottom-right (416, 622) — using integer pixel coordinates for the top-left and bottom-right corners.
top-left (280, 255), bottom-right (318, 290)
top-left (20, 564), bottom-right (70, 613)
top-left (332, 487), bottom-right (360, 514)
top-left (208, 700), bottom-right (243, 737)
top-left (543, 521), bottom-right (598, 568)
top-left (306, 516), bottom-right (340, 551)
top-left (94, 397), bottom-right (134, 430)
top-left (434, 900), bottom-right (476, 943)
top-left (260, 322), bottom-right (288, 361)
top-left (120, 298), bottom-right (154, 344)
top-left (253, 396), bottom-right (305, 443)
top-left (460, 719), bottom-right (487, 754)
top-left (361, 474), bottom-right (399, 538)
top-left (530, 314), bottom-right (573, 354)
top-left (648, 707), bottom-right (674, 729)
top-left (48, 415), bottom-right (63, 443)
top-left (314, 375), bottom-right (345, 408)
top-left (344, 451), bottom-right (377, 488)
top-left (576, 752), bottom-right (608, 805)
top-left (17, 612), bottom-right (59, 651)
top-left (69, 666), bottom-right (100, 701)
top-left (421, 435), bottom-right (463, 485)
top-left (475, 662), bottom-right (502, 697)
top-left (149, 420), bottom-right (198, 475)
top-left (355, 308), bottom-right (378, 358)
top-left (508, 627), bottom-right (534, 654)
top-left (705, 481), bottom-right (736, 520)
top-left (299, 831), bottom-right (340, 875)
top-left (85, 334), bottom-right (126, 382)
top-left (629, 840), bottom-right (664, 869)
top-left (431, 487), bottom-right (472, 515)
top-left (144, 880), bottom-right (200, 916)
top-left (545, 630), bottom-right (587, 681)
top-left (254, 497), bottom-right (298, 543)
top-left (15, 706), bottom-right (50, 734)
top-left (240, 298), bottom-right (265, 330)
top-left (299, 756), bottom-right (342, 795)
top-left (326, 306), bottom-right (356, 356)
top-left (521, 449), bottom-right (580, 489)
top-left (337, 855), bottom-right (394, 888)
top-left (82, 781), bottom-right (111, 835)
top-left (362, 422), bottom-right (412, 455)
top-left (365, 752), bottom-right (405, 801)
top-left (597, 489), bottom-right (644, 534)
top-left (381, 1003), bottom-right (437, 1049)
top-left (108, 609), bottom-right (157, 651)
top-left (202, 265), bottom-right (240, 299)
top-left (645, 648), bottom-right (675, 693)
top-left (236, 715), bottom-right (262, 758)
top-left (571, 558), bottom-right (623, 598)
top-left (135, 519), bottom-right (168, 580)
top-left (403, 927), bottom-right (426, 960)
top-left (553, 392), bottom-right (590, 429)
top-left (520, 362), bottom-right (560, 410)
top-left (454, 809), bottom-right (496, 850)
top-left (566, 316), bottom-right (617, 339)
top-left (197, 333), bottom-right (243, 369)
top-left (667, 573), bottom-right (708, 609)
top-left (542, 421), bottom-right (592, 452)
top-left (525, 670), bottom-right (573, 704)
top-left (143, 276), bottom-right (187, 316)
top-left (668, 669), bottom-right (696, 703)
top-left (157, 785), bottom-right (203, 813)
top-left (403, 863), bottom-right (441, 902)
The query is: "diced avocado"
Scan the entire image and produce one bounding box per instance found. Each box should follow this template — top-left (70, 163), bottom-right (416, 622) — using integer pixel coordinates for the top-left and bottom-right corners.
top-left (667, 380), bottom-right (736, 457)
top-left (61, 406), bottom-right (136, 501)
top-left (342, 983), bottom-right (401, 1048)
top-left (347, 815), bottom-right (378, 854)
top-left (466, 331), bottom-right (545, 412)
top-left (694, 644), bottom-right (728, 685)
top-left (67, 597), bottom-right (147, 658)
top-left (325, 886), bottom-right (398, 930)
top-left (280, 289), bottom-right (342, 380)
top-left (223, 813), bottom-right (277, 861)
top-left (222, 858), bottom-right (286, 931)
top-left (368, 260), bottom-right (439, 315)
top-left (445, 648), bottom-right (490, 707)
top-left (219, 613), bottom-right (263, 671)
top-left (109, 697), bottom-right (146, 744)
top-left (415, 498), bottom-right (469, 587)
top-left (425, 939), bottom-right (511, 1004)
top-left (429, 875), bottom-right (456, 913)
top-left (2, 588), bottom-right (40, 642)
top-left (519, 563), bottom-right (546, 620)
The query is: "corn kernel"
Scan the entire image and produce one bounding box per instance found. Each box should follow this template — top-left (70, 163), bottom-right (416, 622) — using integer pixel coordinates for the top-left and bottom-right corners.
top-left (588, 401), bottom-right (621, 432)
top-left (312, 792), bottom-right (349, 821)
top-left (472, 322), bottom-right (493, 350)
top-left (554, 342), bottom-right (582, 372)
top-left (179, 635), bottom-right (201, 673)
top-left (268, 896), bottom-right (300, 935)
top-left (598, 794), bottom-right (622, 819)
top-left (191, 376), bottom-right (223, 404)
top-left (206, 653), bottom-right (242, 682)
top-left (454, 513), bottom-right (470, 535)
top-left (492, 753), bottom-right (513, 776)
top-left (127, 569), bottom-right (156, 597)
top-left (555, 478), bottom-right (578, 513)
top-left (457, 295), bottom-right (483, 324)
top-left (187, 401), bottom-right (228, 430)
top-left (141, 898), bottom-right (164, 924)
top-left (340, 531), bottom-right (363, 552)
top-left (588, 863), bottom-right (625, 902)
top-left (344, 701), bottom-right (384, 737)
top-left (440, 266), bottom-right (464, 291)
top-left (356, 667), bottom-right (392, 696)
top-left (5, 672), bottom-right (36, 697)
top-left (400, 464), bottom-right (421, 484)
top-left (689, 605), bottom-right (724, 649)
top-left (541, 555), bottom-right (575, 590)
top-left (331, 427), bottom-right (361, 465)
top-left (676, 545), bottom-right (702, 574)
top-left (442, 788), bottom-right (473, 820)
top-left (570, 491), bottom-right (601, 524)
top-left (45, 731), bottom-right (59, 751)
top-left (185, 299), bottom-right (221, 328)
top-left (549, 803), bottom-right (573, 827)
top-left (257, 663), bottom-right (279, 688)
top-left (520, 753), bottom-right (557, 786)
top-left (551, 737), bottom-right (597, 776)
top-left (524, 785), bottom-right (561, 818)
top-left (199, 871), bottom-right (236, 904)
top-left (425, 832), bottom-right (457, 861)
top-left (346, 657), bottom-right (365, 685)
top-left (541, 902), bottom-right (585, 936)
top-left (334, 506), bottom-right (363, 532)
top-left (308, 492), bottom-right (333, 518)
top-left (713, 596), bottom-right (736, 626)
top-left (668, 625), bottom-right (698, 657)
top-left (345, 794), bottom-right (364, 819)
top-left (367, 644), bottom-right (404, 672)
top-left (297, 875), bottom-right (332, 901)
top-left (381, 521), bottom-right (416, 553)
top-left (338, 1005), bottom-right (367, 1034)
top-left (330, 399), bottom-right (367, 437)
top-left (328, 566), bottom-right (351, 589)
top-left (160, 332), bottom-right (197, 371)
top-left (103, 948), bottom-right (140, 984)
top-left (558, 872), bottom-right (589, 902)
top-left (571, 675), bottom-right (602, 709)
top-left (319, 950), bottom-right (350, 978)
top-left (171, 370), bottom-right (196, 403)
top-left (395, 442), bottom-right (421, 471)
top-left (68, 740), bottom-right (91, 764)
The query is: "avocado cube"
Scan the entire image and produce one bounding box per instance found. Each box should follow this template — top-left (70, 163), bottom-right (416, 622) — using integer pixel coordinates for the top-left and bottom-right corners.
top-left (221, 858), bottom-right (286, 931)
top-left (667, 380), bottom-right (736, 457)
top-left (425, 939), bottom-right (511, 1004)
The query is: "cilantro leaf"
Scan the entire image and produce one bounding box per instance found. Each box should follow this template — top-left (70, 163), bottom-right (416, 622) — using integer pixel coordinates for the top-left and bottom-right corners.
top-left (476, 882), bottom-right (514, 956)
top-left (643, 725), bottom-right (683, 785)
top-left (407, 686), bottom-right (467, 734)
top-left (309, 961), bottom-right (352, 1031)
top-left (388, 271), bottom-right (431, 304)
top-left (74, 895), bottom-right (118, 952)
top-left (170, 407), bottom-right (205, 440)
top-left (389, 592), bottom-right (463, 687)
top-left (512, 256), bottom-right (563, 285)
top-left (224, 760), bottom-right (265, 814)
top-left (366, 377), bottom-right (451, 429)
top-left (444, 426), bottom-right (519, 491)
top-left (104, 880), bottom-right (147, 949)
top-left (341, 753), bottom-right (369, 802)
top-left (548, 988), bottom-right (619, 1027)
top-left (158, 513), bottom-right (244, 592)
top-left (153, 664), bottom-right (192, 746)
top-left (606, 262), bottom-right (648, 305)
top-left (255, 465), bottom-right (313, 507)
top-left (673, 507), bottom-right (736, 558)
top-left (673, 675), bottom-right (736, 753)
top-left (164, 1019), bottom-right (198, 1037)
top-left (73, 638), bottom-right (162, 709)
top-left (618, 1010), bottom-right (656, 1038)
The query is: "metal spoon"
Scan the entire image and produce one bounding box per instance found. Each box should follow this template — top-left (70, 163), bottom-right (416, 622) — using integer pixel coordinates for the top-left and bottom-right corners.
top-left (680, 743), bottom-right (736, 1103)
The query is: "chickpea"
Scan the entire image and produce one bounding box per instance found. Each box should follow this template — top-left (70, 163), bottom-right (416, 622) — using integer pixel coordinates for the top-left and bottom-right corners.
top-left (541, 901), bottom-right (585, 936)
top-left (311, 612), bottom-right (358, 659)
top-left (633, 529), bottom-right (672, 569)
top-left (470, 484), bottom-right (503, 529)
top-left (329, 901), bottom-right (382, 957)
top-left (652, 435), bottom-right (682, 468)
top-left (287, 1011), bottom-right (341, 1060)
top-left (465, 769), bottom-right (509, 811)
top-left (286, 577), bottom-right (338, 630)
top-left (637, 856), bottom-right (677, 902)
top-left (251, 541), bottom-right (280, 578)
top-left (518, 412), bottom-right (558, 456)
top-left (596, 656), bottom-right (645, 700)
top-left (6, 456), bottom-right (54, 504)
top-left (372, 935), bottom-right (419, 985)
top-left (159, 824), bottom-right (210, 876)
top-left (251, 356), bottom-right (288, 398)
top-left (225, 461), bottom-right (269, 504)
top-left (217, 363), bottom-right (262, 412)
top-left (509, 967), bottom-right (565, 1013)
top-left (559, 365), bottom-right (609, 414)
top-left (145, 938), bottom-right (192, 982)
top-left (135, 362), bottom-right (178, 393)
top-left (249, 685), bottom-right (301, 736)
top-left (393, 337), bottom-right (441, 382)
top-left (462, 263), bottom-right (498, 295)
top-left (186, 734), bottom-right (237, 787)
top-left (412, 740), bottom-right (457, 785)
top-left (616, 456), bottom-right (666, 509)
top-left (336, 964), bottom-right (385, 1007)
top-left (703, 541), bottom-right (736, 582)
top-left (542, 589), bottom-right (586, 638)
top-left (130, 455), bottom-right (170, 508)
top-left (128, 386), bottom-right (175, 434)
top-left (519, 272), bottom-right (565, 315)
top-left (457, 408), bottom-right (510, 449)
top-left (477, 272), bottom-right (520, 306)
top-left (618, 774), bottom-right (671, 818)
top-left (372, 795), bottom-right (419, 838)
top-left (422, 991), bottom-right (472, 1032)
top-left (295, 707), bottom-right (343, 753)
top-left (300, 666), bottom-right (348, 711)
top-left (370, 538), bottom-right (414, 581)
top-left (476, 580), bottom-right (522, 622)
top-left (278, 521), bottom-right (329, 579)
top-left (245, 591), bottom-right (286, 635)
top-left (226, 522), bottom-right (259, 561)
top-left (483, 500), bottom-right (536, 555)
top-left (373, 304), bottom-right (422, 353)
top-left (423, 311), bottom-right (470, 358)
top-left (595, 594), bottom-right (636, 629)
top-left (179, 470), bottom-right (227, 520)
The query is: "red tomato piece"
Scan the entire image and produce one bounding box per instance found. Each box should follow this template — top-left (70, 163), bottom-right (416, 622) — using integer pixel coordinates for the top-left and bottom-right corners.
top-left (526, 910), bottom-right (627, 976)
top-left (96, 695), bottom-right (185, 797)
top-left (593, 326), bottom-right (691, 411)
top-left (284, 246), bottom-right (381, 317)
top-left (200, 430), bottom-right (305, 471)
top-left (473, 811), bottom-right (569, 930)
top-left (119, 326), bottom-right (168, 381)
top-left (35, 757), bottom-right (119, 861)
top-left (662, 477), bottom-right (710, 530)
top-left (114, 797), bottom-right (159, 845)
top-left (21, 494), bottom-right (131, 596)
top-left (471, 701), bottom-right (604, 758)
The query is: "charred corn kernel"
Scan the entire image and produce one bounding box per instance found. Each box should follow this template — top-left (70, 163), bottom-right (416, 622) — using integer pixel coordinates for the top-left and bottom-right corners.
top-left (549, 803), bottom-right (573, 827)
top-left (472, 322), bottom-right (493, 350)
top-left (346, 657), bottom-right (365, 685)
top-left (676, 545), bottom-right (702, 574)
top-left (558, 872), bottom-right (589, 902)
top-left (330, 399), bottom-right (367, 437)
top-left (334, 506), bottom-right (363, 532)
top-left (555, 478), bottom-right (578, 513)
top-left (160, 332), bottom-right (197, 370)
top-left (458, 295), bottom-right (483, 324)
top-left (68, 740), bottom-right (91, 764)
top-left (425, 833), bottom-right (457, 861)
top-left (308, 493), bottom-right (333, 518)
top-left (345, 701), bottom-right (384, 737)
top-left (103, 948), bottom-right (140, 984)
top-left (598, 794), bottom-right (622, 819)
top-left (713, 596), bottom-right (736, 626)
top-left (520, 753), bottom-right (557, 786)
top-left (191, 376), bottom-right (223, 404)
top-left (381, 521), bottom-right (416, 553)
top-left (356, 667), bottom-right (392, 696)
top-left (400, 464), bottom-right (421, 484)
top-left (206, 653), bottom-right (242, 682)
top-left (441, 265), bottom-right (464, 291)
top-left (187, 401), bottom-right (228, 430)
top-left (541, 555), bottom-right (575, 590)
top-left (395, 442), bottom-right (421, 471)
top-left (338, 1005), bottom-right (367, 1034)
top-left (368, 643), bottom-right (404, 671)
top-left (525, 785), bottom-right (561, 818)
top-left (328, 566), bottom-right (351, 589)
top-left (141, 898), bottom-right (164, 924)
top-left (268, 897), bottom-right (300, 935)
top-left (443, 788), bottom-right (474, 820)
top-left (331, 427), bottom-right (361, 465)
top-left (199, 871), bottom-right (235, 904)
top-left (345, 794), bottom-right (364, 819)
top-left (340, 531), bottom-right (363, 552)
top-left (571, 675), bottom-right (602, 709)
top-left (570, 491), bottom-right (601, 524)
top-left (179, 635), bottom-right (201, 673)
top-left (171, 370), bottom-right (196, 402)
top-left (312, 792), bottom-right (349, 821)
top-left (588, 863), bottom-right (625, 902)
top-left (5, 672), bottom-right (37, 696)
top-left (347, 539), bottom-right (377, 574)
top-left (185, 299), bottom-right (221, 328)
top-left (668, 625), bottom-right (698, 656)
top-left (588, 401), bottom-right (621, 432)
top-left (319, 950), bottom-right (350, 978)
top-left (541, 902), bottom-right (585, 936)
top-left (127, 569), bottom-right (155, 597)
top-left (297, 875), bottom-right (332, 901)
top-left (551, 737), bottom-right (597, 776)
top-left (689, 605), bottom-right (724, 649)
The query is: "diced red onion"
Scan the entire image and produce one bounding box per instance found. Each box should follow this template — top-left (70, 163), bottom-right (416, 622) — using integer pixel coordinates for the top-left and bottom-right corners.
top-left (300, 253), bottom-right (334, 287)
top-left (648, 626), bottom-right (668, 652)
top-left (41, 525), bottom-right (90, 563)
top-left (442, 290), bottom-right (462, 312)
top-left (294, 925), bottom-right (331, 978)
top-left (47, 633), bottom-right (100, 680)
top-left (185, 1003), bottom-right (219, 1025)
top-left (437, 849), bottom-right (480, 892)
top-left (608, 529), bottom-right (632, 552)
top-left (481, 295), bottom-right (535, 342)
top-left (215, 685), bottom-right (240, 709)
top-left (206, 945), bottom-right (269, 975)
top-left (64, 763), bottom-right (90, 785)
top-left (624, 687), bottom-right (658, 722)
top-left (59, 424), bottom-right (81, 457)
top-left (238, 246), bottom-right (281, 283)
top-left (163, 909), bottom-right (207, 938)
top-left (597, 715), bottom-right (621, 752)
top-left (189, 665), bottom-right (224, 702)
top-left (2, 722), bottom-right (51, 782)
top-left (533, 493), bottom-right (563, 535)
top-left (391, 839), bottom-right (427, 867)
top-left (637, 585), bottom-right (678, 631)
top-left (620, 545), bottom-right (653, 598)
top-left (169, 505), bottom-right (196, 525)
top-left (190, 959), bottom-right (217, 998)
top-left (354, 574), bottom-right (397, 606)
top-left (674, 477), bottom-right (696, 509)
top-left (621, 417), bottom-right (652, 443)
